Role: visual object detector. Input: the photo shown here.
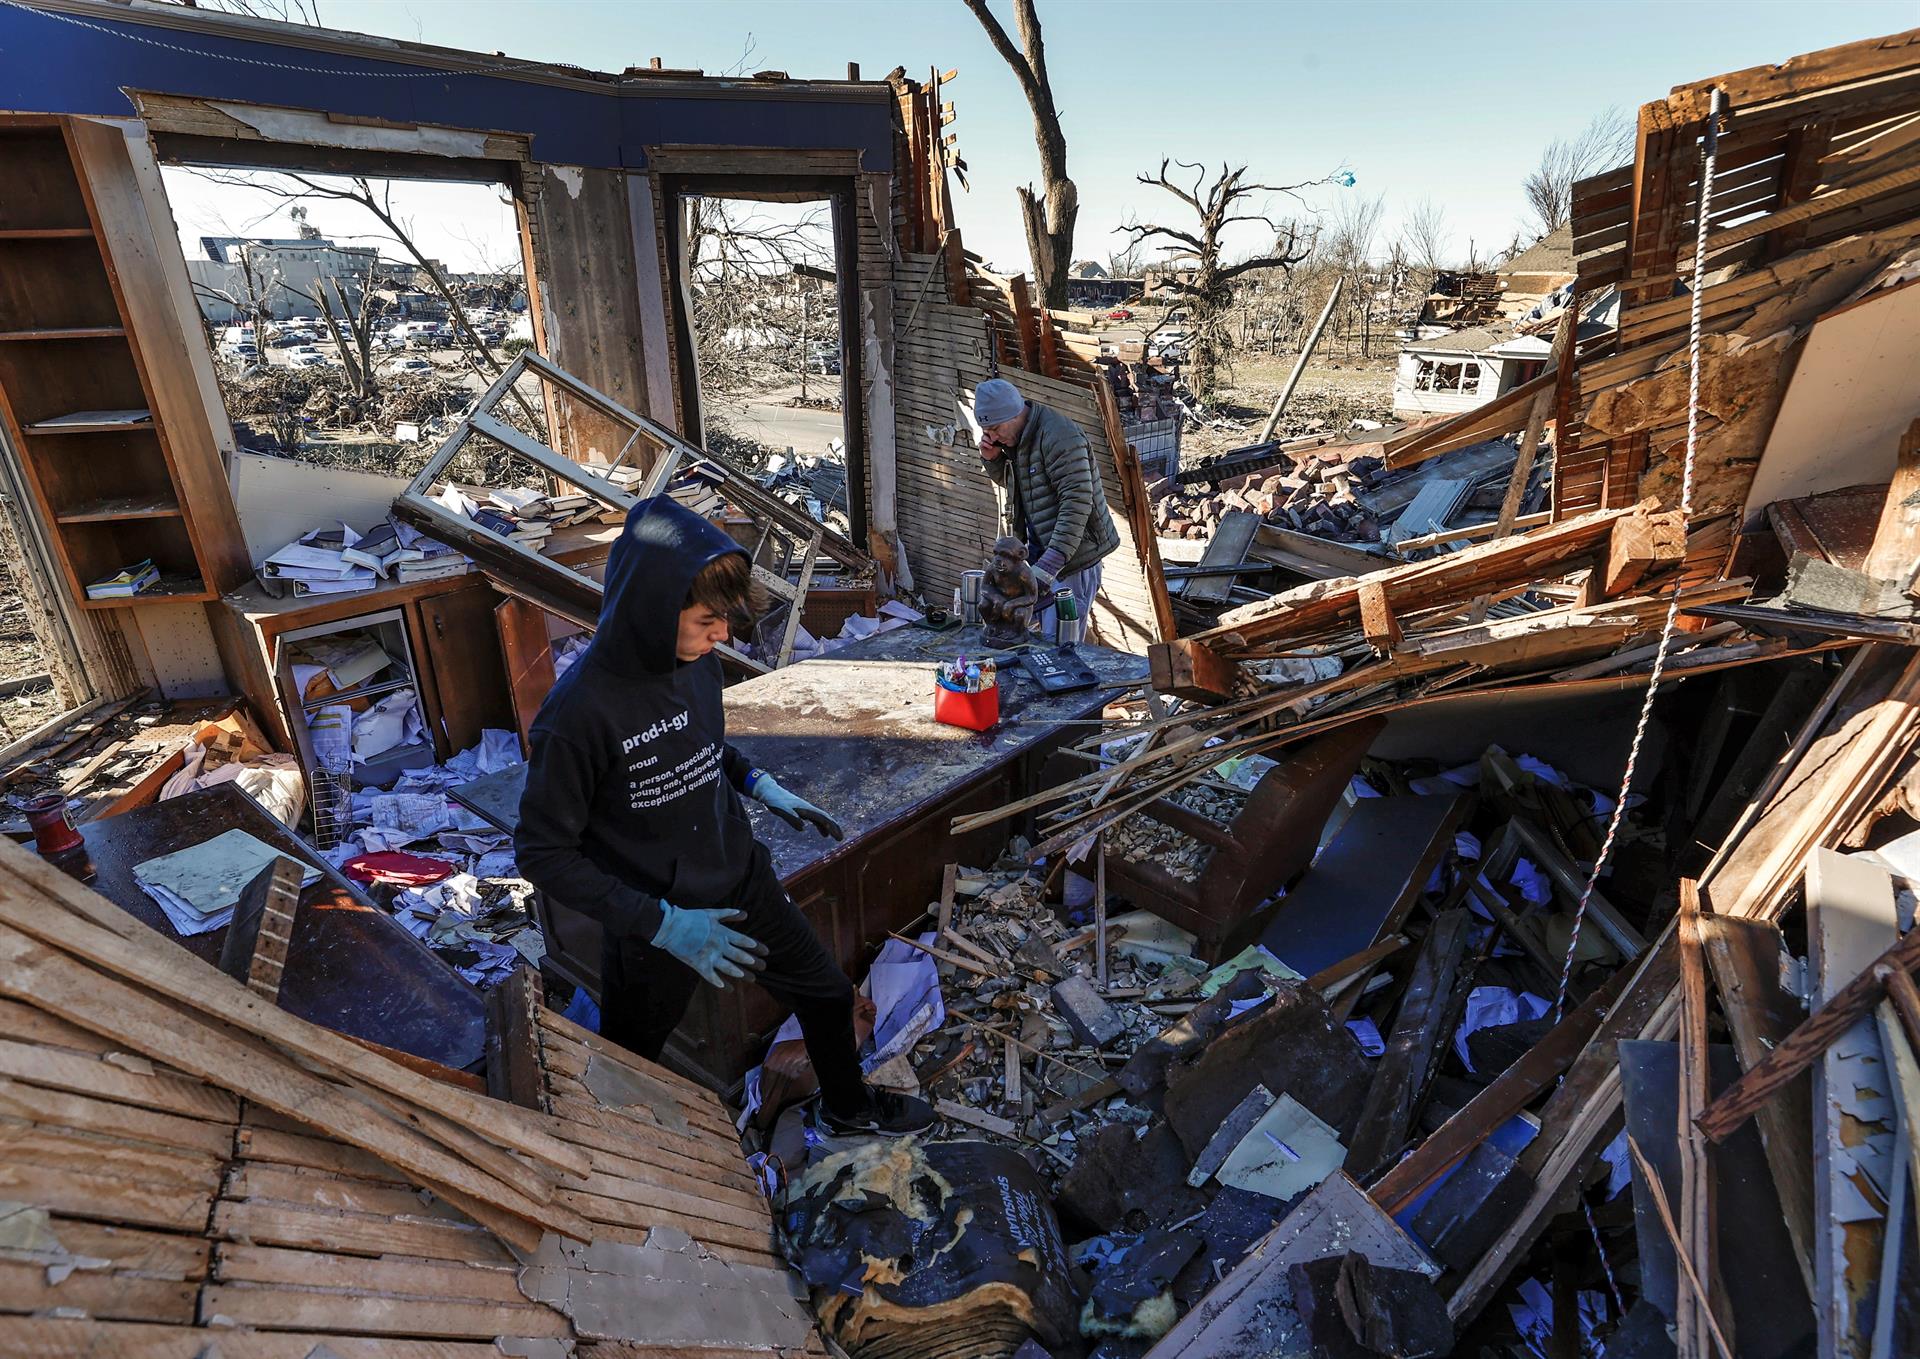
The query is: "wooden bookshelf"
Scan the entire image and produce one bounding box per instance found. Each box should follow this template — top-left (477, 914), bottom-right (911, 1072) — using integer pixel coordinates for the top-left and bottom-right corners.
top-left (0, 116), bottom-right (248, 610)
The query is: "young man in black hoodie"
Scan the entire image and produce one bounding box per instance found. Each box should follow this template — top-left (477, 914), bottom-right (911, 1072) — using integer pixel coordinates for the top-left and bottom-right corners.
top-left (517, 496), bottom-right (933, 1137)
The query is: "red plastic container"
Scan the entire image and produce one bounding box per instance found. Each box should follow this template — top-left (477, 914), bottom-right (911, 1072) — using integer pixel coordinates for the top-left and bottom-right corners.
top-left (934, 679), bottom-right (999, 731)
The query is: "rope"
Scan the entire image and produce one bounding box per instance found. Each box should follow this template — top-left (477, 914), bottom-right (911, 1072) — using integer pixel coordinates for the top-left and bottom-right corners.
top-left (0, 0), bottom-right (597, 81)
top-left (1552, 85), bottom-right (1726, 1019)
top-left (1583, 1199), bottom-right (1627, 1318)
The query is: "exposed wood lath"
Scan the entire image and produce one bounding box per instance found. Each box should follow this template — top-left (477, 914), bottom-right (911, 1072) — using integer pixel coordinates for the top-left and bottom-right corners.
top-left (1559, 26), bottom-right (1920, 520)
top-left (0, 833), bottom-right (821, 1356)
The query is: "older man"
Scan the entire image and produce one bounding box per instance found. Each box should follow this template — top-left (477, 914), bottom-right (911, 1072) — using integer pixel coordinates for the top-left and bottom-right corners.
top-left (972, 377), bottom-right (1120, 639)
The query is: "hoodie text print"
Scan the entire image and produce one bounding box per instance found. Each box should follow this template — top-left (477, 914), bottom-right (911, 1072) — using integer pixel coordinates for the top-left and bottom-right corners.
top-left (515, 498), bottom-right (759, 943)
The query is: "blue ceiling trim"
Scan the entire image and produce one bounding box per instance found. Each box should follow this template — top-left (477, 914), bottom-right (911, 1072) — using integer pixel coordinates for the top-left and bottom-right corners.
top-left (0, 4), bottom-right (892, 172)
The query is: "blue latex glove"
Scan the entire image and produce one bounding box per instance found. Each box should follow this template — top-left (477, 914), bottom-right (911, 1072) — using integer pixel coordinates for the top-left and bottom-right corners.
top-left (746, 770), bottom-right (845, 840)
top-left (650, 902), bottom-right (766, 989)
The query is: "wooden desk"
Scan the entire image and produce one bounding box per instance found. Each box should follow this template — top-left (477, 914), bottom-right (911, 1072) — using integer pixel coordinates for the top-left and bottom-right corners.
top-left (455, 625), bottom-right (1148, 1089)
top-left (75, 782), bottom-right (486, 1070)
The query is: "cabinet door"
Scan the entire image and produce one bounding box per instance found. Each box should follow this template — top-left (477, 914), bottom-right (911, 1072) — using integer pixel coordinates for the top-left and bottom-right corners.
top-left (414, 581), bottom-right (515, 757)
top-left (494, 595), bottom-right (556, 758)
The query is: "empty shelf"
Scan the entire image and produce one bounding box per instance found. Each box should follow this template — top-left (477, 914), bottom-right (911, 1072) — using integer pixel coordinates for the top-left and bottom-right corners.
top-left (0, 326), bottom-right (125, 341)
top-left (55, 494), bottom-right (182, 524)
top-left (27, 408), bottom-right (152, 435)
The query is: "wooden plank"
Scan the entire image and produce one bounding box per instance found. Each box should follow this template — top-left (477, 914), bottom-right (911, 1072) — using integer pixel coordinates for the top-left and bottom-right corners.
top-left (1864, 416), bottom-right (1920, 580)
top-left (484, 966), bottom-right (546, 1112)
top-left (236, 1122), bottom-right (405, 1183)
top-left (0, 1316), bottom-right (515, 1358)
top-left (1191, 499), bottom-right (1645, 651)
top-left (1707, 645), bottom-right (1920, 920)
top-left (1697, 915), bottom-right (1818, 1295)
top-left (197, 1281), bottom-right (572, 1339)
top-left (225, 1162), bottom-right (443, 1220)
top-left (1357, 579), bottom-right (1400, 653)
top-left (1343, 909), bottom-right (1474, 1178)
top-left (1696, 885), bottom-right (1920, 1143)
top-left (0, 1156), bottom-right (212, 1233)
top-left (209, 1198), bottom-right (514, 1264)
top-left (0, 917), bottom-right (582, 1249)
top-left (0, 1038), bottom-right (238, 1124)
top-left (554, 1186), bottom-right (777, 1257)
top-left (0, 1075), bottom-right (231, 1158)
top-left (0, 837), bottom-right (587, 1178)
top-left (216, 857), bottom-right (303, 1002)
top-left (1369, 961), bottom-right (1632, 1214)
top-left (212, 1243), bottom-right (525, 1302)
top-left (1382, 369), bottom-right (1558, 469)
top-left (23, 1216), bottom-right (208, 1279)
top-left (0, 1260), bottom-right (194, 1324)
top-left (1675, 879), bottom-right (1715, 1356)
top-left (1446, 931), bottom-right (1682, 1324)
top-left (1603, 508), bottom-right (1688, 595)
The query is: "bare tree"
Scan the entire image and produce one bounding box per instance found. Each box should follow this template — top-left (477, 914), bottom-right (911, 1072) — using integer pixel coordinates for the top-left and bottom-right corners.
top-left (1400, 196), bottom-right (1452, 274)
top-left (963, 0), bottom-right (1077, 309)
top-left (1523, 109), bottom-right (1634, 236)
top-left (1324, 191), bottom-right (1385, 357)
top-left (1120, 160), bottom-right (1324, 396)
top-left (1107, 229), bottom-right (1146, 280)
top-left (183, 168), bottom-right (544, 431)
top-left (284, 256), bottom-right (383, 399)
top-left (193, 0), bottom-right (326, 21)
top-left (681, 195), bottom-right (836, 422)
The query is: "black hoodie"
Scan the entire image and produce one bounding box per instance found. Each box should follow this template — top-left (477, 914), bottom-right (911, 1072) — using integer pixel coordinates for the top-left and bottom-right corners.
top-left (515, 496), bottom-right (759, 945)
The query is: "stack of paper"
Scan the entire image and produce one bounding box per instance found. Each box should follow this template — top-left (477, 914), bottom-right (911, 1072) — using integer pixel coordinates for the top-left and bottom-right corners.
top-left (85, 558), bottom-right (160, 599)
top-left (291, 634), bottom-right (393, 697)
top-left (390, 519), bottom-right (468, 583)
top-left (351, 688), bottom-right (426, 763)
top-left (339, 519), bottom-right (423, 579)
top-left (581, 461), bottom-right (646, 491)
top-left (133, 829), bottom-right (322, 937)
top-left (262, 523), bottom-right (376, 596)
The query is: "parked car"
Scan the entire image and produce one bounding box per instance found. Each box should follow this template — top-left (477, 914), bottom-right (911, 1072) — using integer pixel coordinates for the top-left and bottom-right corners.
top-left (218, 340), bottom-right (259, 364)
top-left (389, 356), bottom-right (434, 375)
top-left (287, 350), bottom-right (329, 369)
top-left (1107, 307), bottom-right (1134, 321)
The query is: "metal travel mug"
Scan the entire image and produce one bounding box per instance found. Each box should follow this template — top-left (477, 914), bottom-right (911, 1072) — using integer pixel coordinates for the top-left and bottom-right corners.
top-left (1054, 587), bottom-right (1085, 645)
top-left (959, 570), bottom-right (986, 625)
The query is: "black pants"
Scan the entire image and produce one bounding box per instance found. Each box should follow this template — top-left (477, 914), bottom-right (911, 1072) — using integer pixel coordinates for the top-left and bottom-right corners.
top-left (598, 843), bottom-right (868, 1114)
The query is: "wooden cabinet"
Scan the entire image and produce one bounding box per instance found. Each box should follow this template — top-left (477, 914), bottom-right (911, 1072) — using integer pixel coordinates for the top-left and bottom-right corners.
top-left (211, 575), bottom-right (516, 762)
top-left (415, 582), bottom-right (518, 757)
top-left (0, 116), bottom-right (247, 607)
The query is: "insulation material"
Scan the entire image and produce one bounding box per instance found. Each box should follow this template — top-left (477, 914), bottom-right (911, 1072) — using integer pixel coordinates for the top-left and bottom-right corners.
top-left (778, 1136), bottom-right (1076, 1356)
top-left (1583, 332), bottom-right (1798, 516)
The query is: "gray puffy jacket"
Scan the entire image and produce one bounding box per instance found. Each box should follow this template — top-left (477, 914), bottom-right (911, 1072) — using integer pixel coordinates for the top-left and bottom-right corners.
top-left (981, 402), bottom-right (1122, 577)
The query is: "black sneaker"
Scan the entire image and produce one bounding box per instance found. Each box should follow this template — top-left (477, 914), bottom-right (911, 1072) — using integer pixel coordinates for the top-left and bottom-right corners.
top-left (815, 1087), bottom-right (937, 1137)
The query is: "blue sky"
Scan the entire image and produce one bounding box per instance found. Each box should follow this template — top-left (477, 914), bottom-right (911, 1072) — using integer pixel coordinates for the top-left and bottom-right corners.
top-left (233, 0), bottom-right (1919, 270)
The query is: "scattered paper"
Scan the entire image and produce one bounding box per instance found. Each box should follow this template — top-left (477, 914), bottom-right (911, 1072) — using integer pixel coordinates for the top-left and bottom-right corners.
top-left (133, 830), bottom-right (321, 936)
